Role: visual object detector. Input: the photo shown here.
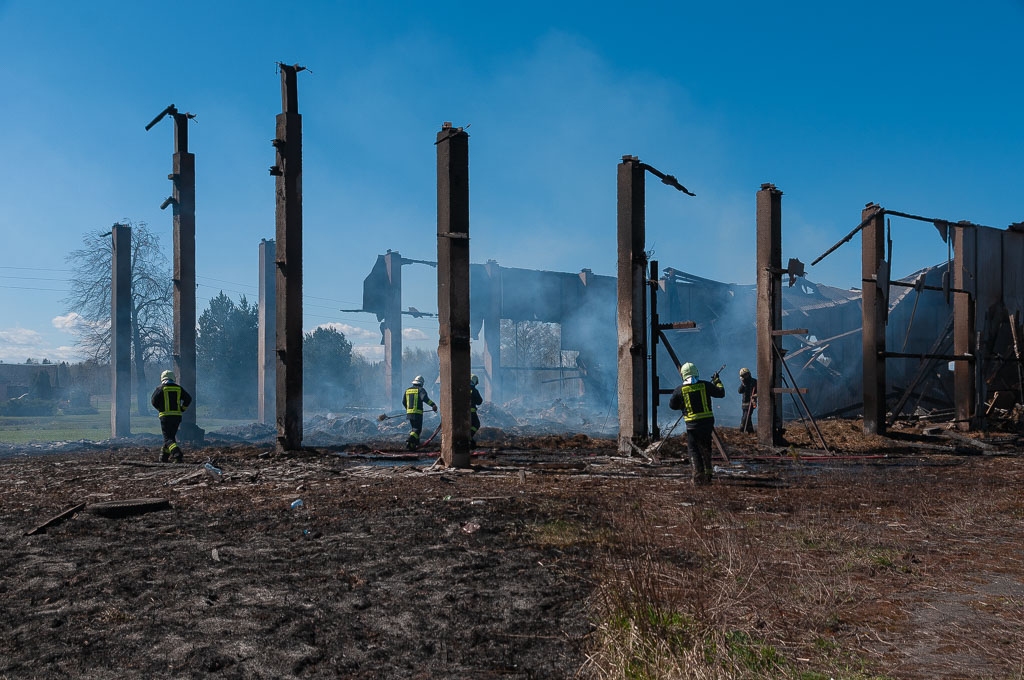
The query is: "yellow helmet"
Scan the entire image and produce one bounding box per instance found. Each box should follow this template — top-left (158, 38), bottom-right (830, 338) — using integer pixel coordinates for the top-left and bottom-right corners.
top-left (679, 363), bottom-right (698, 381)
top-left (739, 367), bottom-right (751, 377)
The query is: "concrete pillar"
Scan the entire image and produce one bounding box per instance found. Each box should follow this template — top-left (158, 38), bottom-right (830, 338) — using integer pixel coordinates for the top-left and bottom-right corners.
top-left (648, 259), bottom-right (662, 440)
top-left (273, 64), bottom-right (304, 452)
top-left (755, 183), bottom-right (785, 446)
top-left (170, 112), bottom-right (203, 443)
top-left (482, 259), bottom-right (502, 404)
top-left (861, 203), bottom-right (887, 434)
top-left (616, 155), bottom-right (647, 453)
top-left (435, 122), bottom-right (472, 468)
top-left (258, 239), bottom-right (276, 424)
top-left (383, 250), bottom-right (403, 407)
top-left (953, 224), bottom-right (976, 429)
top-left (111, 223), bottom-right (132, 437)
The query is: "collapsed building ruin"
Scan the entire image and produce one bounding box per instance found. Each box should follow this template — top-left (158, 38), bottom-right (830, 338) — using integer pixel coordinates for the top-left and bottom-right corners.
top-left (113, 70), bottom-right (1022, 458)
top-left (349, 199), bottom-right (1024, 449)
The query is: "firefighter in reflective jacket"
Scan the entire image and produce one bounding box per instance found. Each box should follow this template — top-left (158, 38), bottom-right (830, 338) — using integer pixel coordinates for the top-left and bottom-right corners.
top-left (470, 374), bottom-right (483, 447)
top-left (403, 376), bottom-right (437, 450)
top-left (151, 370), bottom-right (192, 463)
top-left (668, 362), bottom-right (725, 485)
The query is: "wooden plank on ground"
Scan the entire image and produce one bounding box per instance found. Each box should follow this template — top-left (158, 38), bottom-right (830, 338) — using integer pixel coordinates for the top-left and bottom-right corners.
top-left (24, 502), bottom-right (86, 536)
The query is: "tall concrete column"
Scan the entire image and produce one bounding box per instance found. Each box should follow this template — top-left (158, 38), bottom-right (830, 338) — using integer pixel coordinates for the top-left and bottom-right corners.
top-left (861, 203), bottom-right (887, 434)
top-left (146, 104), bottom-right (202, 440)
top-left (111, 223), bottom-right (132, 437)
top-left (755, 184), bottom-right (785, 446)
top-left (953, 224), bottom-right (976, 429)
top-left (435, 122), bottom-right (472, 469)
top-left (616, 155), bottom-right (647, 453)
top-left (170, 112), bottom-right (201, 442)
top-left (272, 64), bottom-right (305, 452)
top-left (258, 239), bottom-right (276, 424)
top-left (383, 250), bottom-right (403, 407)
top-left (482, 259), bottom-right (502, 404)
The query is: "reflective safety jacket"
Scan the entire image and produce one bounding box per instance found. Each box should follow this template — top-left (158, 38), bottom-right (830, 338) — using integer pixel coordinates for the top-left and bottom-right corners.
top-left (403, 387), bottom-right (436, 415)
top-left (669, 378), bottom-right (725, 423)
top-left (151, 381), bottom-right (192, 418)
top-left (470, 386), bottom-right (483, 414)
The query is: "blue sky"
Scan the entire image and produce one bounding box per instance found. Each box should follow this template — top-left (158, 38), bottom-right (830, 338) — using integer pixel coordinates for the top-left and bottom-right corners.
top-left (1, 0), bottom-right (1022, 365)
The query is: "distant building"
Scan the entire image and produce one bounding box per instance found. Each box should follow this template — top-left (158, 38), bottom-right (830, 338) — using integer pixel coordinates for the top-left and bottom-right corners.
top-left (0, 363), bottom-right (68, 401)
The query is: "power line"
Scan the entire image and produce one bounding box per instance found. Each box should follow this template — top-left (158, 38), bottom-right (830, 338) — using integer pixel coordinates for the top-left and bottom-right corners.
top-left (0, 265), bottom-right (72, 273)
top-left (0, 275), bottom-right (72, 282)
top-left (0, 284), bottom-right (69, 292)
top-left (196, 274), bottom-right (254, 287)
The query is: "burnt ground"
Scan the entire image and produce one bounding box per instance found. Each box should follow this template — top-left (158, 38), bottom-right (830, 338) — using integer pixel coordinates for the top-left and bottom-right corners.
top-left (1, 421), bottom-right (1023, 679)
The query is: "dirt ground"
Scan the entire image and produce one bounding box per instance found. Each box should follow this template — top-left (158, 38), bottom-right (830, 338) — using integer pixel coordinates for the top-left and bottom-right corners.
top-left (1, 421), bottom-right (1023, 679)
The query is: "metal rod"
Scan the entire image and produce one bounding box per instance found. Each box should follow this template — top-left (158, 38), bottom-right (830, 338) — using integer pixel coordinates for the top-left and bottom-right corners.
top-left (812, 207), bottom-right (1000, 268)
top-left (772, 342), bottom-right (830, 452)
top-left (889, 279), bottom-right (969, 294)
top-left (884, 352), bottom-right (969, 361)
top-left (638, 162), bottom-right (695, 196)
top-left (810, 208), bottom-right (881, 266)
top-left (888, 312), bottom-right (954, 425)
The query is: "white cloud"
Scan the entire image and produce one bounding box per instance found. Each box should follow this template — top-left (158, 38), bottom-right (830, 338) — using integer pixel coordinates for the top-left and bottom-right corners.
top-left (314, 322), bottom-right (379, 342)
top-left (51, 312), bottom-right (85, 332)
top-left (403, 328), bottom-right (428, 341)
top-left (0, 327), bottom-right (44, 346)
top-left (0, 326), bottom-right (84, 364)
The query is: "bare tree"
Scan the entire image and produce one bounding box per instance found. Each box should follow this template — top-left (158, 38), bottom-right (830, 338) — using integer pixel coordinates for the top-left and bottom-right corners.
top-left (500, 320), bottom-right (570, 398)
top-left (63, 222), bottom-right (173, 414)
top-left (501, 320), bottom-right (562, 368)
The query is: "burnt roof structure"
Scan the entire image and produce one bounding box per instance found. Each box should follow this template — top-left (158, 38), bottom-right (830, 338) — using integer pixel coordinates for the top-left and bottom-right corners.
top-left (354, 252), bottom-right (962, 431)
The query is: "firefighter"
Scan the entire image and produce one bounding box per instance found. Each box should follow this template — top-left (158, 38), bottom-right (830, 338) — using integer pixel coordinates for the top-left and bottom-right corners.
top-left (403, 375), bottom-right (437, 450)
top-left (669, 362), bottom-right (725, 485)
top-left (470, 374), bottom-right (483, 447)
top-left (151, 370), bottom-right (192, 463)
top-left (738, 367), bottom-right (757, 433)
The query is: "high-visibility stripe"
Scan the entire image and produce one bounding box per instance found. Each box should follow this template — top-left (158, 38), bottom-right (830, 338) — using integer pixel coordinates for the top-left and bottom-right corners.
top-left (681, 382), bottom-right (713, 422)
top-left (405, 388), bottom-right (423, 414)
top-left (159, 385), bottom-right (184, 417)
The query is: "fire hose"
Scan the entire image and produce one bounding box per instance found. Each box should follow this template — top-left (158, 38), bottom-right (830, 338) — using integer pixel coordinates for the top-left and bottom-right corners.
top-left (421, 419), bottom-right (442, 447)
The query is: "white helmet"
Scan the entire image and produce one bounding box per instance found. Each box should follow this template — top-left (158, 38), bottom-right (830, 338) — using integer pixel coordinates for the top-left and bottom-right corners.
top-left (412, 375), bottom-right (424, 387)
top-left (160, 370), bottom-right (175, 383)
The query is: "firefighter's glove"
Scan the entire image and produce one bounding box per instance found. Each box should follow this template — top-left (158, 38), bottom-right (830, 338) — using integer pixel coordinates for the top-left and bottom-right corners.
top-left (432, 405), bottom-right (438, 412)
